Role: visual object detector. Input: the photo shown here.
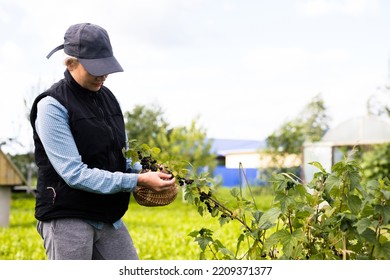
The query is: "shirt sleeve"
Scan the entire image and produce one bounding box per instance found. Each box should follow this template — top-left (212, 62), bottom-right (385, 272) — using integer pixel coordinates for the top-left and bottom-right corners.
top-left (35, 96), bottom-right (138, 194)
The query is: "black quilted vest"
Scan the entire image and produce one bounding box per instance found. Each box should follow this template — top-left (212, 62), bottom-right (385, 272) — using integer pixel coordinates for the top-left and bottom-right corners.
top-left (30, 70), bottom-right (129, 223)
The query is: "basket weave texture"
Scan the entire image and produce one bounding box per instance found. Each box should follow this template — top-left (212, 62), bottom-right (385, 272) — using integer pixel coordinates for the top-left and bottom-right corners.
top-left (133, 184), bottom-right (179, 207)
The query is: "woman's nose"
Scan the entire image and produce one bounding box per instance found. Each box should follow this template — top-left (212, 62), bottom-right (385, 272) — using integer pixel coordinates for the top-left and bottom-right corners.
top-left (96, 75), bottom-right (108, 81)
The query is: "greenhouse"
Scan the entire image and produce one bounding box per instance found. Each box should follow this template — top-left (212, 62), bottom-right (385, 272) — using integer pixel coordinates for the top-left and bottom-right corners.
top-left (302, 115), bottom-right (390, 182)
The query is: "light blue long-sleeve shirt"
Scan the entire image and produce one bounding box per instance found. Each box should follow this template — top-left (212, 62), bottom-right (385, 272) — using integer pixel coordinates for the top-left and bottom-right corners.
top-left (35, 96), bottom-right (142, 228)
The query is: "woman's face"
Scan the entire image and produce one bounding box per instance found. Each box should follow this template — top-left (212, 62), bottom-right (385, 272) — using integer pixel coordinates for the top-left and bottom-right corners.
top-left (69, 61), bottom-right (108, 92)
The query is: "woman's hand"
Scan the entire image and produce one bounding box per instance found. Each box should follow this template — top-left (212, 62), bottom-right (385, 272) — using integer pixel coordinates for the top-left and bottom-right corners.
top-left (137, 171), bottom-right (176, 192)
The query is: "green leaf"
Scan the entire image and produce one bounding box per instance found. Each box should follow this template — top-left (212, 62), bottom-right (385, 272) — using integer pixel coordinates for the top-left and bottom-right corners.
top-left (235, 233), bottom-right (245, 257)
top-left (140, 143), bottom-right (150, 150)
top-left (270, 173), bottom-right (287, 192)
top-left (381, 190), bottom-right (390, 200)
top-left (278, 193), bottom-right (296, 213)
top-left (329, 186), bottom-right (341, 200)
top-left (150, 147), bottom-right (161, 156)
top-left (354, 217), bottom-right (372, 235)
top-left (347, 195), bottom-right (362, 214)
top-left (292, 229), bottom-right (305, 241)
top-left (360, 228), bottom-right (377, 243)
top-left (258, 207), bottom-right (281, 229)
top-left (188, 230), bottom-right (199, 238)
top-left (259, 221), bottom-right (274, 231)
top-left (230, 188), bottom-right (240, 198)
top-left (309, 161), bottom-right (326, 173)
top-left (213, 239), bottom-right (225, 250)
top-left (294, 184), bottom-right (307, 197)
top-left (252, 210), bottom-right (264, 223)
top-left (373, 241), bottom-right (390, 259)
top-left (264, 229), bottom-right (289, 251)
top-left (199, 185), bottom-right (210, 194)
top-left (383, 206), bottom-right (390, 224)
top-left (197, 205), bottom-right (204, 216)
top-left (348, 172), bottom-right (361, 190)
top-left (295, 209), bottom-right (311, 219)
top-left (210, 206), bottom-right (219, 217)
top-left (281, 229), bottom-right (305, 258)
top-left (195, 236), bottom-right (213, 251)
top-left (360, 204), bottom-right (375, 218)
top-left (375, 205), bottom-right (390, 224)
top-left (219, 247), bottom-right (235, 259)
top-left (325, 174), bottom-right (341, 193)
top-left (331, 161), bottom-right (345, 173)
top-left (199, 251), bottom-right (206, 260)
top-left (366, 180), bottom-right (379, 191)
top-left (218, 215), bottom-right (231, 227)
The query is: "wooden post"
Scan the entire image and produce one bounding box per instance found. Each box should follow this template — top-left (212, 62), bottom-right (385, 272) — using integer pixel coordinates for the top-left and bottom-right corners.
top-left (0, 150), bottom-right (27, 227)
top-left (0, 186), bottom-right (11, 227)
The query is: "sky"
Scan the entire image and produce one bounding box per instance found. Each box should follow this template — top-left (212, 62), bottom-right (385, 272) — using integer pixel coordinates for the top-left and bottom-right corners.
top-left (1, 0), bottom-right (390, 154)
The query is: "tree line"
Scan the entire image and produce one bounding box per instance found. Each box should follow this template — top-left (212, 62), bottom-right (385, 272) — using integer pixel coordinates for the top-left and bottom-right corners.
top-left (5, 87), bottom-right (390, 187)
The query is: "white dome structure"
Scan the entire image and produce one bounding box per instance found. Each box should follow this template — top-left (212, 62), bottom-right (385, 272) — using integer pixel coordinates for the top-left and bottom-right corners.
top-left (302, 115), bottom-right (390, 182)
top-left (321, 115), bottom-right (390, 145)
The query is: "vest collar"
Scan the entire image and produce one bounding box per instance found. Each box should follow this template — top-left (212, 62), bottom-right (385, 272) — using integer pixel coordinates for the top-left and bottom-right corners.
top-left (64, 69), bottom-right (102, 96)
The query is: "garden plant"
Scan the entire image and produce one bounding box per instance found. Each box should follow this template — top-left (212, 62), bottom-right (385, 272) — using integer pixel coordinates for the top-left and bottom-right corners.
top-left (127, 142), bottom-right (390, 260)
top-left (2, 144), bottom-right (389, 260)
top-left (191, 161), bottom-right (390, 259)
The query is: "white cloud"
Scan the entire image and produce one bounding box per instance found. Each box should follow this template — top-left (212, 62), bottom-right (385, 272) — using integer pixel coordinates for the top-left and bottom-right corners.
top-left (241, 47), bottom-right (310, 81)
top-left (240, 47), bottom-right (351, 85)
top-left (297, 0), bottom-right (379, 16)
top-left (1, 0), bottom-right (389, 154)
top-left (0, 6), bottom-right (10, 24)
top-left (0, 41), bottom-right (24, 65)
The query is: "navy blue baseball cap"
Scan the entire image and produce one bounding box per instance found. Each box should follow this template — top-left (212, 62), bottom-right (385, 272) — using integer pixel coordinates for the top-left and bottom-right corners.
top-left (46, 23), bottom-right (123, 76)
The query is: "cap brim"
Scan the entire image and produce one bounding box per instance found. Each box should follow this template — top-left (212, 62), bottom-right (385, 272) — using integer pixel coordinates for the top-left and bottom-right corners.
top-left (79, 56), bottom-right (123, 76)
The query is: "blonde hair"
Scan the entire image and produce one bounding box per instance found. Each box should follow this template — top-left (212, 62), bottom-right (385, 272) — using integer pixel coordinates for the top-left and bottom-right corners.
top-left (64, 53), bottom-right (79, 67)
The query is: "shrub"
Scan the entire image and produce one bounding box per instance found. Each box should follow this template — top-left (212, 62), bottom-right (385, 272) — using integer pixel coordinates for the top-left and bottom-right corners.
top-left (186, 159), bottom-right (390, 260)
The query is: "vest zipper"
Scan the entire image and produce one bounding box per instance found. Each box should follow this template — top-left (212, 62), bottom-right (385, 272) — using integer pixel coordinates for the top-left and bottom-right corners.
top-left (92, 95), bottom-right (118, 164)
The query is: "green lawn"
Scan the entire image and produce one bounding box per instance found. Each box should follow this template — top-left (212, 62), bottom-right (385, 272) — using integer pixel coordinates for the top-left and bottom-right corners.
top-left (0, 187), bottom-right (273, 260)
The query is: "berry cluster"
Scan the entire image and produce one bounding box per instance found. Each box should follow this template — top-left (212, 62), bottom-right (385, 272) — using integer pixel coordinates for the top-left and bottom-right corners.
top-left (137, 151), bottom-right (196, 183)
top-left (220, 213), bottom-right (230, 219)
top-left (138, 151), bottom-right (162, 172)
top-left (285, 180), bottom-right (296, 191)
top-left (199, 191), bottom-right (211, 202)
top-left (177, 176), bottom-right (194, 186)
top-left (199, 191), bottom-right (217, 214)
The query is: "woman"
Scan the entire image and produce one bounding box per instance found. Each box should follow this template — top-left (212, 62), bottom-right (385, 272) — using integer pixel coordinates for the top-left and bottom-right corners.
top-left (30, 23), bottom-right (175, 260)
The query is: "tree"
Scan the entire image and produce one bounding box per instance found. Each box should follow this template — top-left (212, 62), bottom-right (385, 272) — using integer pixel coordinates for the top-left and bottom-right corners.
top-left (5, 81), bottom-right (43, 191)
top-left (154, 119), bottom-right (217, 176)
top-left (124, 105), bottom-right (217, 176)
top-left (298, 94), bottom-right (330, 142)
top-left (360, 143), bottom-right (390, 181)
top-left (265, 94), bottom-right (330, 166)
top-left (124, 104), bottom-right (169, 146)
top-left (361, 81), bottom-right (390, 182)
top-left (367, 73), bottom-right (390, 118)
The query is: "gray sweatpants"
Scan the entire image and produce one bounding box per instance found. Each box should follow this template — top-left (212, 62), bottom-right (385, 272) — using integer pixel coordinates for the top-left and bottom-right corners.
top-left (37, 218), bottom-right (139, 260)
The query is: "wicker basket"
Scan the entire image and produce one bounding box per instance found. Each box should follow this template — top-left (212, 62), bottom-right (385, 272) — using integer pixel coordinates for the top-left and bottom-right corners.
top-left (133, 184), bottom-right (179, 207)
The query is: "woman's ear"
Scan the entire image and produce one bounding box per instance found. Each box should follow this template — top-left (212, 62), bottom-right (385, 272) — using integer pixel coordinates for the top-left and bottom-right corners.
top-left (65, 58), bottom-right (79, 71)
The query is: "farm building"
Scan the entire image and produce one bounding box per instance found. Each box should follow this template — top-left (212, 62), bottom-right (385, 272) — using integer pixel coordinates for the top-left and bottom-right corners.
top-left (0, 149), bottom-right (26, 227)
top-left (210, 138), bottom-right (301, 187)
top-left (302, 115), bottom-right (390, 182)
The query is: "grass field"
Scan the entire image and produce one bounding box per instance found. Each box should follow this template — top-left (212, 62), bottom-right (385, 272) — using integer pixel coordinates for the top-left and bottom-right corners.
top-left (0, 187), bottom-right (273, 260)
